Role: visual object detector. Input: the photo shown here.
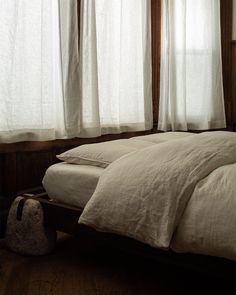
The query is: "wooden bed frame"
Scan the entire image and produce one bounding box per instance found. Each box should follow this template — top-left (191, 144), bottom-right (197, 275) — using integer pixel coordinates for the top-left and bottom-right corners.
top-left (12, 188), bottom-right (236, 281)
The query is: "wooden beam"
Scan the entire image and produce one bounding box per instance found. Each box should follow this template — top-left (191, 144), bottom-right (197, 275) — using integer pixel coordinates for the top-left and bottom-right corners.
top-left (151, 0), bottom-right (161, 125)
top-left (221, 0), bottom-right (233, 127)
top-left (0, 130), bottom-right (152, 154)
top-left (231, 41), bottom-right (236, 126)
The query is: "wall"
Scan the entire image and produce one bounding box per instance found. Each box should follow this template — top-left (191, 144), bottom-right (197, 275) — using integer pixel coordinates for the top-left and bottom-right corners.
top-left (233, 0), bottom-right (236, 40)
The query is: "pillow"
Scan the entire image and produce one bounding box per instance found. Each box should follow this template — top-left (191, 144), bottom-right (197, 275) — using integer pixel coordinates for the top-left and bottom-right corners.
top-left (134, 132), bottom-right (195, 144)
top-left (57, 139), bottom-right (154, 168)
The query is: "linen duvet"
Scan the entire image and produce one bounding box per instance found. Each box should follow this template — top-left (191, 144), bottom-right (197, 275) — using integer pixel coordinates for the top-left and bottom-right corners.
top-left (79, 131), bottom-right (236, 261)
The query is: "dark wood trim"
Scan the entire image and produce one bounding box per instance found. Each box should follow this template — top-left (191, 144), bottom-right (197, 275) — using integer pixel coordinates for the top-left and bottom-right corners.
top-left (231, 41), bottom-right (236, 126)
top-left (220, 0), bottom-right (233, 127)
top-left (0, 130), bottom-right (152, 154)
top-left (77, 0), bottom-right (81, 44)
top-left (151, 0), bottom-right (161, 125)
top-left (19, 194), bottom-right (83, 235)
top-left (3, 153), bottom-right (17, 198)
top-left (0, 130), bottom-right (152, 198)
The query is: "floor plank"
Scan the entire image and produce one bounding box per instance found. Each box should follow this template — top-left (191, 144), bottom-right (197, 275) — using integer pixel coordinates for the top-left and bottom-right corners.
top-left (0, 233), bottom-right (233, 295)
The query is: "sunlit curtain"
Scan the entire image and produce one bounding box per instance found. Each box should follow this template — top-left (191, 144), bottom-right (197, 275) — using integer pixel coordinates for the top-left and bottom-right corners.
top-left (79, 0), bottom-right (153, 137)
top-left (0, 0), bottom-right (152, 143)
top-left (158, 0), bottom-right (226, 131)
top-left (0, 0), bottom-right (80, 143)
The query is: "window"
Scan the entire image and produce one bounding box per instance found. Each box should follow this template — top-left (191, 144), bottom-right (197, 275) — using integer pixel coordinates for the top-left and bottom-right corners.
top-left (0, 0), bottom-right (153, 143)
top-left (158, 0), bottom-right (226, 131)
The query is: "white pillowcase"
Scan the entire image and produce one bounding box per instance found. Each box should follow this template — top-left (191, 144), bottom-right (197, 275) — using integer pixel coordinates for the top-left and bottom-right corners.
top-left (57, 132), bottom-right (195, 168)
top-left (57, 139), bottom-right (155, 168)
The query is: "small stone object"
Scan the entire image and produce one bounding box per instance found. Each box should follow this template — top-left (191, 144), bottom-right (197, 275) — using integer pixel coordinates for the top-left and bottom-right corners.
top-left (5, 196), bottom-right (57, 255)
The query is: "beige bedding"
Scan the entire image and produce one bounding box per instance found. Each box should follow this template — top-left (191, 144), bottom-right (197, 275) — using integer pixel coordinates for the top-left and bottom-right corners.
top-left (57, 132), bottom-right (194, 167)
top-left (79, 131), bottom-right (236, 261)
top-left (171, 162), bottom-right (236, 260)
top-left (43, 132), bottom-right (194, 208)
top-left (42, 163), bottom-right (103, 208)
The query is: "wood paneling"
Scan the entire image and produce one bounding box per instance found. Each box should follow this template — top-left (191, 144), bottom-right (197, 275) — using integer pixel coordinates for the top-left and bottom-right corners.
top-left (0, 131), bottom-right (151, 154)
top-left (77, 0), bottom-right (81, 43)
top-left (0, 130), bottom-right (151, 199)
top-left (221, 0), bottom-right (233, 127)
top-left (0, 155), bottom-right (3, 196)
top-left (151, 0), bottom-right (161, 125)
top-left (2, 154), bottom-right (17, 198)
top-left (15, 151), bottom-right (55, 193)
top-left (231, 41), bottom-right (236, 126)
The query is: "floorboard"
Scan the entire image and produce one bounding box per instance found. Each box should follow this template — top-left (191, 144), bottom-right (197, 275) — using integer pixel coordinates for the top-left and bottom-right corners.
top-left (0, 233), bottom-right (233, 295)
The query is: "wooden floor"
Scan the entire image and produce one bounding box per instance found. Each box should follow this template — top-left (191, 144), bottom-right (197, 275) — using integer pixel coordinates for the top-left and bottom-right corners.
top-left (0, 233), bottom-right (234, 295)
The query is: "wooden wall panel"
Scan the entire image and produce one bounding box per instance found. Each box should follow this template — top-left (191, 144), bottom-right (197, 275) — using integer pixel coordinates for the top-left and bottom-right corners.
top-left (221, 0), bottom-right (233, 127)
top-left (0, 151), bottom-right (56, 199)
top-left (151, 0), bottom-right (161, 126)
top-left (1, 151), bottom-right (58, 198)
top-left (15, 151), bottom-right (55, 193)
top-left (0, 155), bottom-right (3, 196)
top-left (0, 130), bottom-right (151, 199)
top-left (231, 41), bottom-right (236, 126)
top-left (2, 153), bottom-right (17, 198)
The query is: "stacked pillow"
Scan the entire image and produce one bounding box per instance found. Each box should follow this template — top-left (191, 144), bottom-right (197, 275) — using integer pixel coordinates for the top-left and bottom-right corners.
top-left (57, 139), bottom-right (155, 168)
top-left (57, 132), bottom-right (195, 168)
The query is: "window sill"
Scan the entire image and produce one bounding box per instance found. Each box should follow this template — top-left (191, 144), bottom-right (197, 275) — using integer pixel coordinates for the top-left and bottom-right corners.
top-left (0, 130), bottom-right (152, 153)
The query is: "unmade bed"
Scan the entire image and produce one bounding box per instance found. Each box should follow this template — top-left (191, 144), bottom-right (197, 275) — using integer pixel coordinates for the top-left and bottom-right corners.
top-left (43, 132), bottom-right (193, 209)
top-left (43, 163), bottom-right (103, 208)
top-left (9, 131), bottom-right (236, 278)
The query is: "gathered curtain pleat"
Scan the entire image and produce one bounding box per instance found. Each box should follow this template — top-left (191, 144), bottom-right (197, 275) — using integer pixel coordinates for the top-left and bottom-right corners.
top-left (0, 0), bottom-right (153, 143)
top-left (158, 0), bottom-right (226, 131)
top-left (79, 0), bottom-right (153, 137)
top-left (0, 0), bottom-right (81, 143)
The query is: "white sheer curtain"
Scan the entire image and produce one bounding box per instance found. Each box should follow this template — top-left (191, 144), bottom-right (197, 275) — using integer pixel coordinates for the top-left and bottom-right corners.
top-left (0, 0), bottom-right (152, 143)
top-left (158, 0), bottom-right (226, 131)
top-left (0, 0), bottom-right (80, 143)
top-left (79, 0), bottom-right (153, 137)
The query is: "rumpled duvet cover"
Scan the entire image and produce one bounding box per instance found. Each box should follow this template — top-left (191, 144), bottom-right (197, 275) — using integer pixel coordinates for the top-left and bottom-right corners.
top-left (79, 131), bottom-right (236, 261)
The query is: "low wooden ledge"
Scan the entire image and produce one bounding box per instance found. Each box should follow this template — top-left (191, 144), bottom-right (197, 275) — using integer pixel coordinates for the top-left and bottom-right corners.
top-left (0, 130), bottom-right (152, 154)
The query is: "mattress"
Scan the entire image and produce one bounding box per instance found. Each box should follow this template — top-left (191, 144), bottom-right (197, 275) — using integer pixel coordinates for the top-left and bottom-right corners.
top-left (42, 162), bottom-right (104, 208)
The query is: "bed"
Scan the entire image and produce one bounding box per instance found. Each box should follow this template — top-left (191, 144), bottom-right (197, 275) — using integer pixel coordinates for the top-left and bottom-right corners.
top-left (43, 131), bottom-right (193, 208)
top-left (42, 163), bottom-right (103, 208)
top-left (15, 131), bottom-right (236, 279)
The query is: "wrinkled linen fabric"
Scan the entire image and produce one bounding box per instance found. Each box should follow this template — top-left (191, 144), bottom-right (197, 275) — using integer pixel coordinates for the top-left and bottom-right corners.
top-left (57, 132), bottom-right (194, 167)
top-left (171, 163), bottom-right (236, 261)
top-left (79, 132), bottom-right (236, 261)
